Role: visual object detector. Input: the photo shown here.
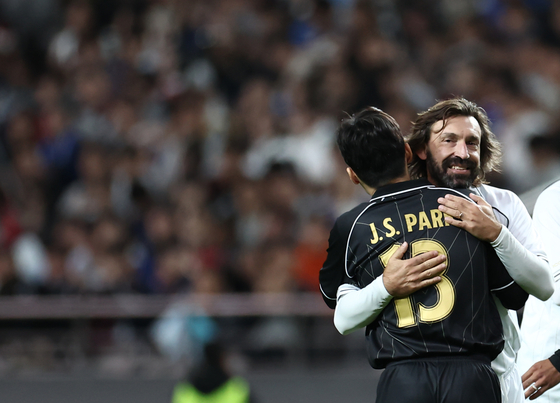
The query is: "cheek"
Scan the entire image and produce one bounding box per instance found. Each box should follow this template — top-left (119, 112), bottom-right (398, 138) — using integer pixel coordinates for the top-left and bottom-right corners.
top-left (433, 147), bottom-right (451, 162)
top-left (470, 151), bottom-right (480, 164)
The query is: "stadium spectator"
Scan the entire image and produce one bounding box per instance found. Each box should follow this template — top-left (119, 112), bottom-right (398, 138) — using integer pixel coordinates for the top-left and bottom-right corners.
top-left (0, 0), bottom-right (557, 308)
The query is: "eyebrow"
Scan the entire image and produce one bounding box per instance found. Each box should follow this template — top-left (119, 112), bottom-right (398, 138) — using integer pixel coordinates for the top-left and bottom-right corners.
top-left (440, 131), bottom-right (481, 141)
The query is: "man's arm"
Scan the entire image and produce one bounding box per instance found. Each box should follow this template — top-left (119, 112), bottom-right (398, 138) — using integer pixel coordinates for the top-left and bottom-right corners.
top-left (319, 217), bottom-right (350, 309)
top-left (438, 193), bottom-right (554, 301)
top-left (333, 242), bottom-right (446, 335)
top-left (485, 244), bottom-right (529, 310)
top-left (532, 183), bottom-right (560, 304)
top-left (334, 279), bottom-right (391, 335)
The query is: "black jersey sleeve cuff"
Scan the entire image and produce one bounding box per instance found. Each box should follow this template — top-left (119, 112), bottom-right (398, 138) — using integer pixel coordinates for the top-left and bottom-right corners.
top-left (491, 281), bottom-right (529, 310)
top-left (549, 349), bottom-right (560, 372)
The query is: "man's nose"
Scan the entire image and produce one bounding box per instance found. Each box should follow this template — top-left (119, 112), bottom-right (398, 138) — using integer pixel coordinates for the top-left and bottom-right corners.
top-left (454, 141), bottom-right (470, 159)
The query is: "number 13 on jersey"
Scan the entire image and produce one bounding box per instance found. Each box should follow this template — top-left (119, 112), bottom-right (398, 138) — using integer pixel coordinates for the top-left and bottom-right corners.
top-left (379, 240), bottom-right (455, 328)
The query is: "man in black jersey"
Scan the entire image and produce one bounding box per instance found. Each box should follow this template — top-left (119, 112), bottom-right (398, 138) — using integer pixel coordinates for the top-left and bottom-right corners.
top-left (319, 106), bottom-right (527, 403)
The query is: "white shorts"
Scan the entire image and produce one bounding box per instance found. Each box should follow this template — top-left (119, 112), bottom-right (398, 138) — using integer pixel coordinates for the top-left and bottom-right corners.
top-left (499, 365), bottom-right (524, 403)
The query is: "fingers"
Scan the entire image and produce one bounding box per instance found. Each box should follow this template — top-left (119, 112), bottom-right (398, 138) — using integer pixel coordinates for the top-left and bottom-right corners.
top-left (388, 242), bottom-right (444, 269)
top-left (438, 197), bottom-right (464, 221)
top-left (428, 261), bottom-right (446, 277)
top-left (384, 249), bottom-right (445, 297)
top-left (522, 367), bottom-right (533, 384)
top-left (390, 242), bottom-right (409, 261)
top-left (527, 382), bottom-right (547, 400)
top-left (522, 363), bottom-right (551, 400)
top-left (421, 255), bottom-right (447, 273)
top-left (438, 194), bottom-right (466, 209)
top-left (523, 374), bottom-right (540, 399)
top-left (437, 196), bottom-right (458, 211)
top-left (529, 385), bottom-right (547, 400)
top-left (408, 249), bottom-right (441, 265)
top-left (470, 193), bottom-right (490, 207)
top-left (527, 388), bottom-right (541, 400)
top-left (524, 380), bottom-right (536, 399)
top-left (522, 365), bottom-right (538, 390)
top-left (419, 275), bottom-right (442, 288)
top-left (443, 215), bottom-right (465, 228)
top-left (406, 251), bottom-right (446, 280)
top-left (521, 364), bottom-right (536, 389)
top-left (411, 255), bottom-right (446, 283)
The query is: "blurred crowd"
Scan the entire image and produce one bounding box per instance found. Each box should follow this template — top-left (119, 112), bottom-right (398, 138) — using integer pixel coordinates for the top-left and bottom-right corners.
top-left (1, 0), bottom-right (560, 296)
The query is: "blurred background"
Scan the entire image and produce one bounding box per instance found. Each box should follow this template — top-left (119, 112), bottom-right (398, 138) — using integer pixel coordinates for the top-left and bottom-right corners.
top-left (0, 0), bottom-right (559, 401)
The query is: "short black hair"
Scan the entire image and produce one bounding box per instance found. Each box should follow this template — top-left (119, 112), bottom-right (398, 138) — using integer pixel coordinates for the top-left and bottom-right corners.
top-left (336, 107), bottom-right (406, 188)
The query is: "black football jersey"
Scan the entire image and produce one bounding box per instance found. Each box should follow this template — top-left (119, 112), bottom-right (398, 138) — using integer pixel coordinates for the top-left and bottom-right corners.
top-left (320, 179), bottom-right (524, 368)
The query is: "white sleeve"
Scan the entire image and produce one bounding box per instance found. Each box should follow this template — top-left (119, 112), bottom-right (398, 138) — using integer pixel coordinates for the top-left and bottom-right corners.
top-left (490, 226), bottom-right (554, 301)
top-left (333, 276), bottom-right (393, 335)
top-left (478, 185), bottom-right (554, 302)
top-left (532, 182), bottom-right (560, 305)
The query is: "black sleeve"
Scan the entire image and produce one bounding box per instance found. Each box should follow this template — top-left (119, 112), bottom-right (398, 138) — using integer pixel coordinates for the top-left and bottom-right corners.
top-left (319, 217), bottom-right (350, 309)
top-left (549, 349), bottom-right (560, 372)
top-left (485, 244), bottom-right (529, 310)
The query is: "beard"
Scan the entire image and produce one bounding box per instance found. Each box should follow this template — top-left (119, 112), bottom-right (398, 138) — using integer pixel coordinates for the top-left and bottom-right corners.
top-left (426, 150), bottom-right (481, 189)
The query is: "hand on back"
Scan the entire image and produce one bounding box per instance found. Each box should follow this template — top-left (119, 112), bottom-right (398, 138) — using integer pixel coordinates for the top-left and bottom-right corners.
top-left (437, 193), bottom-right (502, 242)
top-left (382, 242), bottom-right (446, 298)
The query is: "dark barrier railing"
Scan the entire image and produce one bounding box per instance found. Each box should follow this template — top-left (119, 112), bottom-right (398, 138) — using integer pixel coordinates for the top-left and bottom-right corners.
top-left (0, 292), bottom-right (332, 319)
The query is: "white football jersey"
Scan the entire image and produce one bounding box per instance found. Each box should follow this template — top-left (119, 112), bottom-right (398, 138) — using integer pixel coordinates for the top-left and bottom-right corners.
top-left (517, 180), bottom-right (560, 403)
top-left (474, 184), bottom-right (549, 403)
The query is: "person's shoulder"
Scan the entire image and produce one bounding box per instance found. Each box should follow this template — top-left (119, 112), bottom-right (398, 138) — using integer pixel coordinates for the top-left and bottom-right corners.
top-left (477, 183), bottom-right (522, 205)
top-left (427, 186), bottom-right (472, 200)
top-left (539, 179), bottom-right (560, 197)
top-left (475, 184), bottom-right (530, 227)
top-left (334, 201), bottom-right (372, 227)
top-left (536, 179), bottom-right (560, 206)
top-left (478, 183), bottom-right (517, 197)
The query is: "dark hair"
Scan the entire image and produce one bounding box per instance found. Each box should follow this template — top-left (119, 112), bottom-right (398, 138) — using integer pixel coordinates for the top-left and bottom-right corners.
top-left (407, 97), bottom-right (502, 186)
top-left (336, 107), bottom-right (406, 188)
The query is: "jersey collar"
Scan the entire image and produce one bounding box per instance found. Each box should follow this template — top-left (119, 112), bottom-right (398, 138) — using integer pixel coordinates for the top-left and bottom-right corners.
top-left (370, 178), bottom-right (434, 200)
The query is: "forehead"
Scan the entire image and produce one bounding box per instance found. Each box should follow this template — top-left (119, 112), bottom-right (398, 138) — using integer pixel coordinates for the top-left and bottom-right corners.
top-left (430, 115), bottom-right (482, 139)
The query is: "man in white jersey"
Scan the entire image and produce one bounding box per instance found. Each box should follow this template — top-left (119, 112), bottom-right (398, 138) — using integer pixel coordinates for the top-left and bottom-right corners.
top-left (331, 98), bottom-right (554, 403)
top-left (517, 179), bottom-right (560, 401)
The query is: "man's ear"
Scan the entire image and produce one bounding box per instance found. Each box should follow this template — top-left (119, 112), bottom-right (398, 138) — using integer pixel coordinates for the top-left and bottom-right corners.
top-left (416, 143), bottom-right (428, 161)
top-left (405, 143), bottom-right (414, 164)
top-left (346, 167), bottom-right (361, 185)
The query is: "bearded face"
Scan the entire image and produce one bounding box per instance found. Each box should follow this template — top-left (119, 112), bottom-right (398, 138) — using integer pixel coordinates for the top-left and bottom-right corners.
top-left (421, 116), bottom-right (483, 189)
top-left (425, 149), bottom-right (481, 188)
